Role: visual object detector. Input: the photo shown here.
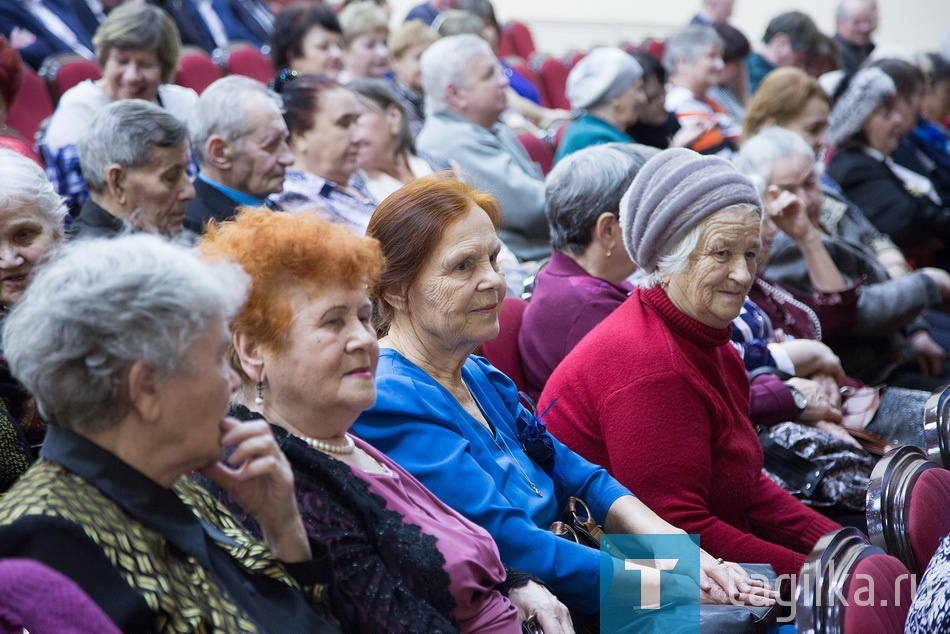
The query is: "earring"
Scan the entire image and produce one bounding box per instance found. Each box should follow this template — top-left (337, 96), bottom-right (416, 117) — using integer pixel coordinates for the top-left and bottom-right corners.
top-left (605, 250), bottom-right (612, 258)
top-left (254, 381), bottom-right (264, 406)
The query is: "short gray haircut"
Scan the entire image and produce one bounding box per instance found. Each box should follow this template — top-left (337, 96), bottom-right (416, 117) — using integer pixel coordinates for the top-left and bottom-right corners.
top-left (188, 75), bottom-right (283, 165)
top-left (0, 149), bottom-right (67, 233)
top-left (78, 100), bottom-right (188, 194)
top-left (2, 234), bottom-right (248, 434)
top-left (734, 127), bottom-right (816, 195)
top-left (545, 143), bottom-right (659, 254)
top-left (640, 203), bottom-right (761, 287)
top-left (420, 34), bottom-right (493, 114)
top-left (663, 25), bottom-right (724, 75)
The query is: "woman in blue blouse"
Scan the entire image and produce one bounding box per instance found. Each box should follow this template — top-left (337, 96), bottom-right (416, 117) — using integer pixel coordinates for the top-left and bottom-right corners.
top-left (352, 174), bottom-right (770, 617)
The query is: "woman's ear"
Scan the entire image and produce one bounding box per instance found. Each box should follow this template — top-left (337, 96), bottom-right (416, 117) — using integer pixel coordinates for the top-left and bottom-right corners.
top-left (125, 359), bottom-right (161, 424)
top-left (233, 330), bottom-right (265, 383)
top-left (593, 212), bottom-right (620, 251)
top-left (385, 104), bottom-right (402, 135)
top-left (382, 288), bottom-right (408, 313)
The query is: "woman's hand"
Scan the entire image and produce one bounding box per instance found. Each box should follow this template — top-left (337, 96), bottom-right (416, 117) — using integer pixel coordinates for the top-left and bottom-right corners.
top-left (911, 330), bottom-right (946, 377)
top-left (198, 417), bottom-right (311, 562)
top-left (777, 339), bottom-right (845, 382)
top-left (785, 377), bottom-right (843, 424)
top-left (764, 187), bottom-right (820, 243)
top-left (814, 420), bottom-right (863, 448)
top-left (508, 581), bottom-right (575, 634)
top-left (698, 550), bottom-right (777, 606)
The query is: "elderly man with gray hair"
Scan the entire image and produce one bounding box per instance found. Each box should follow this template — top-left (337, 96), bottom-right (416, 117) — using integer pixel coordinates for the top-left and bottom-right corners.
top-left (185, 75), bottom-right (294, 235)
top-left (416, 33), bottom-right (549, 261)
top-left (73, 100), bottom-right (194, 241)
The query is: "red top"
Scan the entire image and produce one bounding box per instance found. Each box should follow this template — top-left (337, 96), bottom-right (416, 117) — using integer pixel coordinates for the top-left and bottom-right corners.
top-left (541, 285), bottom-right (839, 577)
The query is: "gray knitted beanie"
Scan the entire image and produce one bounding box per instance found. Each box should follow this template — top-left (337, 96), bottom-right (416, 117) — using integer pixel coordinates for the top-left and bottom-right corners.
top-left (567, 47), bottom-right (643, 110)
top-left (826, 67), bottom-right (896, 146)
top-left (619, 148), bottom-right (762, 272)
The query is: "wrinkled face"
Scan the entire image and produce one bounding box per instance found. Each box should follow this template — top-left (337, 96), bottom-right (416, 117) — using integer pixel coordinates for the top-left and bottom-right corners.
top-left (837, 1), bottom-right (877, 46)
top-left (391, 42), bottom-right (429, 92)
top-left (782, 96), bottom-right (830, 157)
top-left (345, 29), bottom-right (391, 79)
top-left (100, 47), bottom-right (162, 102)
top-left (769, 152), bottom-right (822, 226)
top-left (155, 319), bottom-right (239, 472)
top-left (259, 285), bottom-right (378, 428)
top-left (121, 143), bottom-right (194, 237)
top-left (665, 207), bottom-right (761, 329)
top-left (453, 50), bottom-right (509, 127)
top-left (294, 88), bottom-right (362, 184)
top-left (863, 102), bottom-right (904, 155)
top-left (291, 25), bottom-right (344, 77)
top-left (353, 97), bottom-right (399, 170)
top-left (402, 205), bottom-right (506, 353)
top-left (228, 99), bottom-right (295, 198)
top-left (0, 205), bottom-right (61, 307)
top-left (637, 74), bottom-right (668, 125)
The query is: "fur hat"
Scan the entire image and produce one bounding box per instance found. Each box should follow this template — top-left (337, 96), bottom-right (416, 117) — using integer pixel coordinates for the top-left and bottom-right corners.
top-left (827, 67), bottom-right (896, 146)
top-left (620, 148), bottom-right (761, 272)
top-left (566, 47), bottom-right (643, 110)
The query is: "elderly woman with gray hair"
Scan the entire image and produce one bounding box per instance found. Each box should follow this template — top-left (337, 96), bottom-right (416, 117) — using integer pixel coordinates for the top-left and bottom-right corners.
top-left (72, 100), bottom-right (195, 241)
top-left (0, 235), bottom-right (339, 632)
top-left (0, 149), bottom-right (67, 496)
top-left (554, 49), bottom-right (645, 162)
top-left (519, 143), bottom-right (656, 399)
top-left (542, 149), bottom-right (841, 580)
top-left (827, 66), bottom-right (950, 271)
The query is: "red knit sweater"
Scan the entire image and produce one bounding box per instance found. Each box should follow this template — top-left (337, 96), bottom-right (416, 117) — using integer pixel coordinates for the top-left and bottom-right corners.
top-left (541, 286), bottom-right (840, 577)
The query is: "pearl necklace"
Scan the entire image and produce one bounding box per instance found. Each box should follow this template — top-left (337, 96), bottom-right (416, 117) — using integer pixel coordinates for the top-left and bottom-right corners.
top-left (296, 433), bottom-right (356, 455)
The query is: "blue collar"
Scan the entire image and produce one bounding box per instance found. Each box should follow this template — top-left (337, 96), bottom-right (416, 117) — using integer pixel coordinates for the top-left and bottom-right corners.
top-left (197, 173), bottom-right (269, 208)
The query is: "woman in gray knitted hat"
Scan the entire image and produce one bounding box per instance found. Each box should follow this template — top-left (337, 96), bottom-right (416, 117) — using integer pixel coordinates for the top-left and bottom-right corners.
top-left (542, 148), bottom-right (841, 584)
top-left (826, 66), bottom-right (950, 271)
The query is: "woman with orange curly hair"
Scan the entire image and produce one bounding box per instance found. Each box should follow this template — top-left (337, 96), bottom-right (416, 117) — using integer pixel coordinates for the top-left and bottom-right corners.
top-left (196, 207), bottom-right (571, 634)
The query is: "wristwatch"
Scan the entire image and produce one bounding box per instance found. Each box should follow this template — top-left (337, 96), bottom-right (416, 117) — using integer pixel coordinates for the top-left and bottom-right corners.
top-left (788, 386), bottom-right (808, 414)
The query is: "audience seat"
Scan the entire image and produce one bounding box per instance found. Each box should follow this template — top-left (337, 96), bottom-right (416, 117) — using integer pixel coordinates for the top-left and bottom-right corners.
top-left (507, 58), bottom-right (542, 99)
top-left (38, 54), bottom-right (102, 104)
top-left (796, 527), bottom-right (912, 634)
top-left (538, 57), bottom-right (571, 110)
top-left (478, 297), bottom-right (528, 394)
top-left (176, 47), bottom-right (223, 94)
top-left (516, 132), bottom-right (554, 176)
top-left (224, 44), bottom-right (275, 85)
top-left (5, 63), bottom-right (54, 145)
top-left (499, 21), bottom-right (536, 61)
top-left (867, 445), bottom-right (950, 575)
top-left (922, 383), bottom-right (950, 467)
top-left (642, 39), bottom-right (666, 63)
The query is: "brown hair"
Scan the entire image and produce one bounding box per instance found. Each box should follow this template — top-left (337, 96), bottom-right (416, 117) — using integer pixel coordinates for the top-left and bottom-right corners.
top-left (280, 73), bottom-right (348, 136)
top-left (93, 3), bottom-right (182, 84)
top-left (198, 207), bottom-right (384, 382)
top-left (367, 174), bottom-right (500, 336)
top-left (742, 67), bottom-right (831, 141)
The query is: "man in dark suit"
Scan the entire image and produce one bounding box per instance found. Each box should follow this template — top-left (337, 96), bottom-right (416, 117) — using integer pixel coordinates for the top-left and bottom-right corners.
top-left (0, 0), bottom-right (96, 69)
top-left (150, 0), bottom-right (267, 52)
top-left (185, 75), bottom-right (294, 234)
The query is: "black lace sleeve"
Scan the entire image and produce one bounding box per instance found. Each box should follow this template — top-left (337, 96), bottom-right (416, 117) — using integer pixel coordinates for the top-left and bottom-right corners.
top-left (498, 564), bottom-right (546, 596)
top-left (193, 405), bottom-right (461, 634)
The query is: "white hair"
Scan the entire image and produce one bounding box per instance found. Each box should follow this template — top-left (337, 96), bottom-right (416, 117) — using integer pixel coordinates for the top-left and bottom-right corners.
top-left (419, 33), bottom-right (493, 114)
top-left (0, 149), bottom-right (67, 233)
top-left (3, 234), bottom-right (248, 434)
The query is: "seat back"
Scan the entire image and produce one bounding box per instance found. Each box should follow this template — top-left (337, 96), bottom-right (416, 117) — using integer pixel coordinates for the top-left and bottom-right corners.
top-left (39, 54), bottom-right (102, 103)
top-left (498, 20), bottom-right (536, 60)
top-left (538, 57), bottom-right (570, 110)
top-left (866, 445), bottom-right (950, 575)
top-left (478, 297), bottom-right (528, 393)
top-left (6, 63), bottom-right (54, 143)
top-left (225, 44), bottom-right (276, 84)
top-left (516, 132), bottom-right (554, 176)
top-left (922, 383), bottom-right (950, 467)
top-left (796, 527), bottom-right (911, 634)
top-left (176, 47), bottom-right (223, 94)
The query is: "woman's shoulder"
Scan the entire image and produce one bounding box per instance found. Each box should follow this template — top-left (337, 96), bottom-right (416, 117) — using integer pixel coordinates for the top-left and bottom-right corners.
top-left (157, 83), bottom-right (199, 121)
top-left (371, 349), bottom-right (461, 415)
top-left (827, 147), bottom-right (882, 180)
top-left (43, 81), bottom-right (107, 150)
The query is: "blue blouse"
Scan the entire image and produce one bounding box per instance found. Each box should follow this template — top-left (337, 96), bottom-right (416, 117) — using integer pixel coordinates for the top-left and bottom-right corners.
top-left (352, 349), bottom-right (631, 615)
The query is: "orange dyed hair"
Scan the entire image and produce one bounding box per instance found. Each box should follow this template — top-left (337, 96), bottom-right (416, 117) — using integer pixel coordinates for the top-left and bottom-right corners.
top-left (367, 172), bottom-right (501, 337)
top-left (198, 207), bottom-right (384, 378)
top-left (742, 67), bottom-right (831, 141)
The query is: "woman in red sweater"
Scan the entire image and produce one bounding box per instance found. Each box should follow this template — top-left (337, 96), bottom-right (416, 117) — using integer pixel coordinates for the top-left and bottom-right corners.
top-left (541, 148), bottom-right (840, 580)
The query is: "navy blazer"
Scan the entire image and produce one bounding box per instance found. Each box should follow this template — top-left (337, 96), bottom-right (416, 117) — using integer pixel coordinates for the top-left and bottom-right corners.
top-left (150, 0), bottom-right (263, 52)
top-left (0, 0), bottom-right (96, 69)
